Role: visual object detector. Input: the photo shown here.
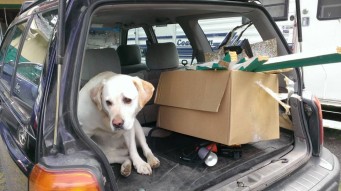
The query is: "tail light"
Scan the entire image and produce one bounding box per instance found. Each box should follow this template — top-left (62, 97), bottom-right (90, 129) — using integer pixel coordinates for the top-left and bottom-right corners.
top-left (29, 164), bottom-right (100, 191)
top-left (313, 96), bottom-right (324, 145)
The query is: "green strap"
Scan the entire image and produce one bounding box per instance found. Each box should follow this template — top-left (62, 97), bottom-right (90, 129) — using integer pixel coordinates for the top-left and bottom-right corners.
top-left (254, 53), bottom-right (341, 72)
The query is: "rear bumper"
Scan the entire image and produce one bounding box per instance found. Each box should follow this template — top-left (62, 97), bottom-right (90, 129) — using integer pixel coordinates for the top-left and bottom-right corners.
top-left (267, 147), bottom-right (340, 191)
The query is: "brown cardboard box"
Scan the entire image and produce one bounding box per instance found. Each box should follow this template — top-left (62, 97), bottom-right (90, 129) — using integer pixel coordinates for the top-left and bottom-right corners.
top-left (155, 70), bottom-right (279, 145)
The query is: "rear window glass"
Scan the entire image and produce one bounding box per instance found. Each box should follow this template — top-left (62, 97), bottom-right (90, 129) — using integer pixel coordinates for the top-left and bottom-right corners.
top-left (198, 17), bottom-right (263, 51)
top-left (87, 25), bottom-right (121, 49)
top-left (153, 24), bottom-right (194, 64)
top-left (127, 27), bottom-right (147, 63)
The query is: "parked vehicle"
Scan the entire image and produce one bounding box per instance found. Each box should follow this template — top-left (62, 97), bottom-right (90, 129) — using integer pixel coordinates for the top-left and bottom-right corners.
top-left (0, 0), bottom-right (339, 191)
top-left (275, 0), bottom-right (341, 111)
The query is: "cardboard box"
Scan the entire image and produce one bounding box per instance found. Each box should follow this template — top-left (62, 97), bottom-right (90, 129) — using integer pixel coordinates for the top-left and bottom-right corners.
top-left (155, 70), bottom-right (279, 145)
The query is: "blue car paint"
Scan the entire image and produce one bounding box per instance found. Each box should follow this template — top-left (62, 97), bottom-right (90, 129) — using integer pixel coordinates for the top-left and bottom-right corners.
top-left (0, 122), bottom-right (34, 175)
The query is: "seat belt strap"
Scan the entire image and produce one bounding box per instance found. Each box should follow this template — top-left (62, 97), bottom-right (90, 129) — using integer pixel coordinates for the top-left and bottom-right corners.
top-left (191, 49), bottom-right (197, 65)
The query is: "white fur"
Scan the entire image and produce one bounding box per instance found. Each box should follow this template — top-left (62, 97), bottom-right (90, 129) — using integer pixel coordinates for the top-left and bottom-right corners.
top-left (78, 71), bottom-right (160, 176)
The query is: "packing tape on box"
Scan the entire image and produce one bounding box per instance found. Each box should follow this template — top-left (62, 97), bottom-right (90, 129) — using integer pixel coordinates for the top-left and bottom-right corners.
top-left (282, 74), bottom-right (302, 103)
top-left (256, 79), bottom-right (301, 115)
top-left (282, 74), bottom-right (302, 113)
top-left (256, 81), bottom-right (291, 114)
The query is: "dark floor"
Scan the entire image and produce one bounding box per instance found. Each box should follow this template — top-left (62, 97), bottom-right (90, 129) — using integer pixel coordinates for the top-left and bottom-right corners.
top-left (113, 131), bottom-right (293, 191)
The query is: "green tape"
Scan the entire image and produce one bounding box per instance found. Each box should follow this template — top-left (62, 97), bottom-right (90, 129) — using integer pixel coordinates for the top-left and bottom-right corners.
top-left (243, 59), bottom-right (267, 72)
top-left (196, 63), bottom-right (227, 70)
top-left (254, 53), bottom-right (341, 72)
top-left (223, 54), bottom-right (231, 62)
top-left (237, 57), bottom-right (246, 64)
top-left (0, 4), bottom-right (21, 9)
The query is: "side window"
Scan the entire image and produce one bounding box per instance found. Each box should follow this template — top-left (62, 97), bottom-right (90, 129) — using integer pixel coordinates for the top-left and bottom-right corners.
top-left (198, 17), bottom-right (263, 51)
top-left (14, 11), bottom-right (57, 107)
top-left (87, 25), bottom-right (121, 49)
top-left (0, 28), bottom-right (15, 69)
top-left (127, 27), bottom-right (147, 63)
top-left (0, 22), bottom-right (27, 89)
top-left (153, 24), bottom-right (194, 64)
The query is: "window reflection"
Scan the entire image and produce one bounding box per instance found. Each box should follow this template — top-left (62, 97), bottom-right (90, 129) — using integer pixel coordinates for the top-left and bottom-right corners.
top-left (1, 23), bottom-right (27, 89)
top-left (14, 11), bottom-right (57, 107)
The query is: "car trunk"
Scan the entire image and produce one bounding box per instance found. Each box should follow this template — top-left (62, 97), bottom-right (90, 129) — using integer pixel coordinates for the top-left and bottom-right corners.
top-left (111, 129), bottom-right (294, 190)
top-left (77, 2), bottom-right (310, 190)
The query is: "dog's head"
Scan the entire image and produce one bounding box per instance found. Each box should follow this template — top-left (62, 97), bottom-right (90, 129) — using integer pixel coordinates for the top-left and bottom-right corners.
top-left (90, 74), bottom-right (154, 131)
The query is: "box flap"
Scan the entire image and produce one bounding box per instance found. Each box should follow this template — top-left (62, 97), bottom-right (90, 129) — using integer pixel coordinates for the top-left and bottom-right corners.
top-left (155, 70), bottom-right (230, 112)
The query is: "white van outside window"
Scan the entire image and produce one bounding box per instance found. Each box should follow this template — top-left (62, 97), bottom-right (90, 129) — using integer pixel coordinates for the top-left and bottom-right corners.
top-left (198, 17), bottom-right (263, 52)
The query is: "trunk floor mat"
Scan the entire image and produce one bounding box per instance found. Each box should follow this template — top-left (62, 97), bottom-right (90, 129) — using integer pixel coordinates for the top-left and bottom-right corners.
top-left (112, 130), bottom-right (293, 191)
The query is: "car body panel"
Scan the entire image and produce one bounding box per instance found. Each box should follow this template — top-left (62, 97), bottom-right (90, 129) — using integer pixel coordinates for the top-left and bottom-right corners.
top-left (267, 148), bottom-right (340, 190)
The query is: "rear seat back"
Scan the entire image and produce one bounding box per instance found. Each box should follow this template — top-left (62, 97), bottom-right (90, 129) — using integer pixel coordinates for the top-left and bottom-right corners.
top-left (117, 45), bottom-right (148, 74)
top-left (81, 48), bottom-right (121, 87)
top-left (136, 42), bottom-right (181, 124)
top-left (146, 42), bottom-right (179, 70)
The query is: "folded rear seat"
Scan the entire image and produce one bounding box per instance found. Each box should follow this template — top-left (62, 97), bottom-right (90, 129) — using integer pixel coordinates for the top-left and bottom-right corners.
top-left (135, 42), bottom-right (183, 125)
top-left (117, 45), bottom-right (148, 74)
top-left (81, 48), bottom-right (121, 87)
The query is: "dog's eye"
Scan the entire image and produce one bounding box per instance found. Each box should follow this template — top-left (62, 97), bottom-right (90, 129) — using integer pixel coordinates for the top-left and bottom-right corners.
top-left (106, 100), bottom-right (113, 106)
top-left (123, 97), bottom-right (132, 104)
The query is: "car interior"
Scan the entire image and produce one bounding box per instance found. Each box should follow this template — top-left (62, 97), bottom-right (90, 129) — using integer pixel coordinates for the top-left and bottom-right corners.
top-left (77, 3), bottom-right (302, 190)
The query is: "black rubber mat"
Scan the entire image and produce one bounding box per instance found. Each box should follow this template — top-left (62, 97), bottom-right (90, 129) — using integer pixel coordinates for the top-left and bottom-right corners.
top-left (112, 130), bottom-right (293, 191)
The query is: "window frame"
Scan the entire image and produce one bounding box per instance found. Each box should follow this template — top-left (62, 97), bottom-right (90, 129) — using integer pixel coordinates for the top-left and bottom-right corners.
top-left (13, 10), bottom-right (58, 108)
top-left (1, 19), bottom-right (33, 94)
top-left (0, 8), bottom-right (57, 111)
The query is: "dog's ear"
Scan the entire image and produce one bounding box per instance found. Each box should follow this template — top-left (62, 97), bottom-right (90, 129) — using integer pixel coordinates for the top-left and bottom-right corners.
top-left (132, 77), bottom-right (154, 108)
top-left (90, 81), bottom-right (105, 110)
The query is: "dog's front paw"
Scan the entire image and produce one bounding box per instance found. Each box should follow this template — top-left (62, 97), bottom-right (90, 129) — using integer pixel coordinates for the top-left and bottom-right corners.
top-left (147, 153), bottom-right (160, 168)
top-left (120, 160), bottom-right (132, 177)
top-left (134, 161), bottom-right (152, 175)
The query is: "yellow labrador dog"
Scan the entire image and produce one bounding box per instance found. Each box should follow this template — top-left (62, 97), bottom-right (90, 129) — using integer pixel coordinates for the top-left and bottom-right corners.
top-left (78, 71), bottom-right (160, 177)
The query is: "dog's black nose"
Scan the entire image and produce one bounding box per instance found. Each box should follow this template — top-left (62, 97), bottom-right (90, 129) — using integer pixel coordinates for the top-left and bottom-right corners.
top-left (112, 119), bottom-right (124, 129)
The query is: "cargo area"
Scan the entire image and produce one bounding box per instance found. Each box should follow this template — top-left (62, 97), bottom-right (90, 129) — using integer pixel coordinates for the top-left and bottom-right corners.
top-left (82, 3), bottom-right (304, 190)
top-left (112, 129), bottom-right (294, 191)
top-left (108, 70), bottom-right (293, 190)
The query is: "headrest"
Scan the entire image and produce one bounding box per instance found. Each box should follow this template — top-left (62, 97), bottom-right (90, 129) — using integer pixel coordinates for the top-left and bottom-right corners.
top-left (146, 42), bottom-right (179, 70)
top-left (82, 48), bottom-right (121, 81)
top-left (117, 45), bottom-right (142, 66)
